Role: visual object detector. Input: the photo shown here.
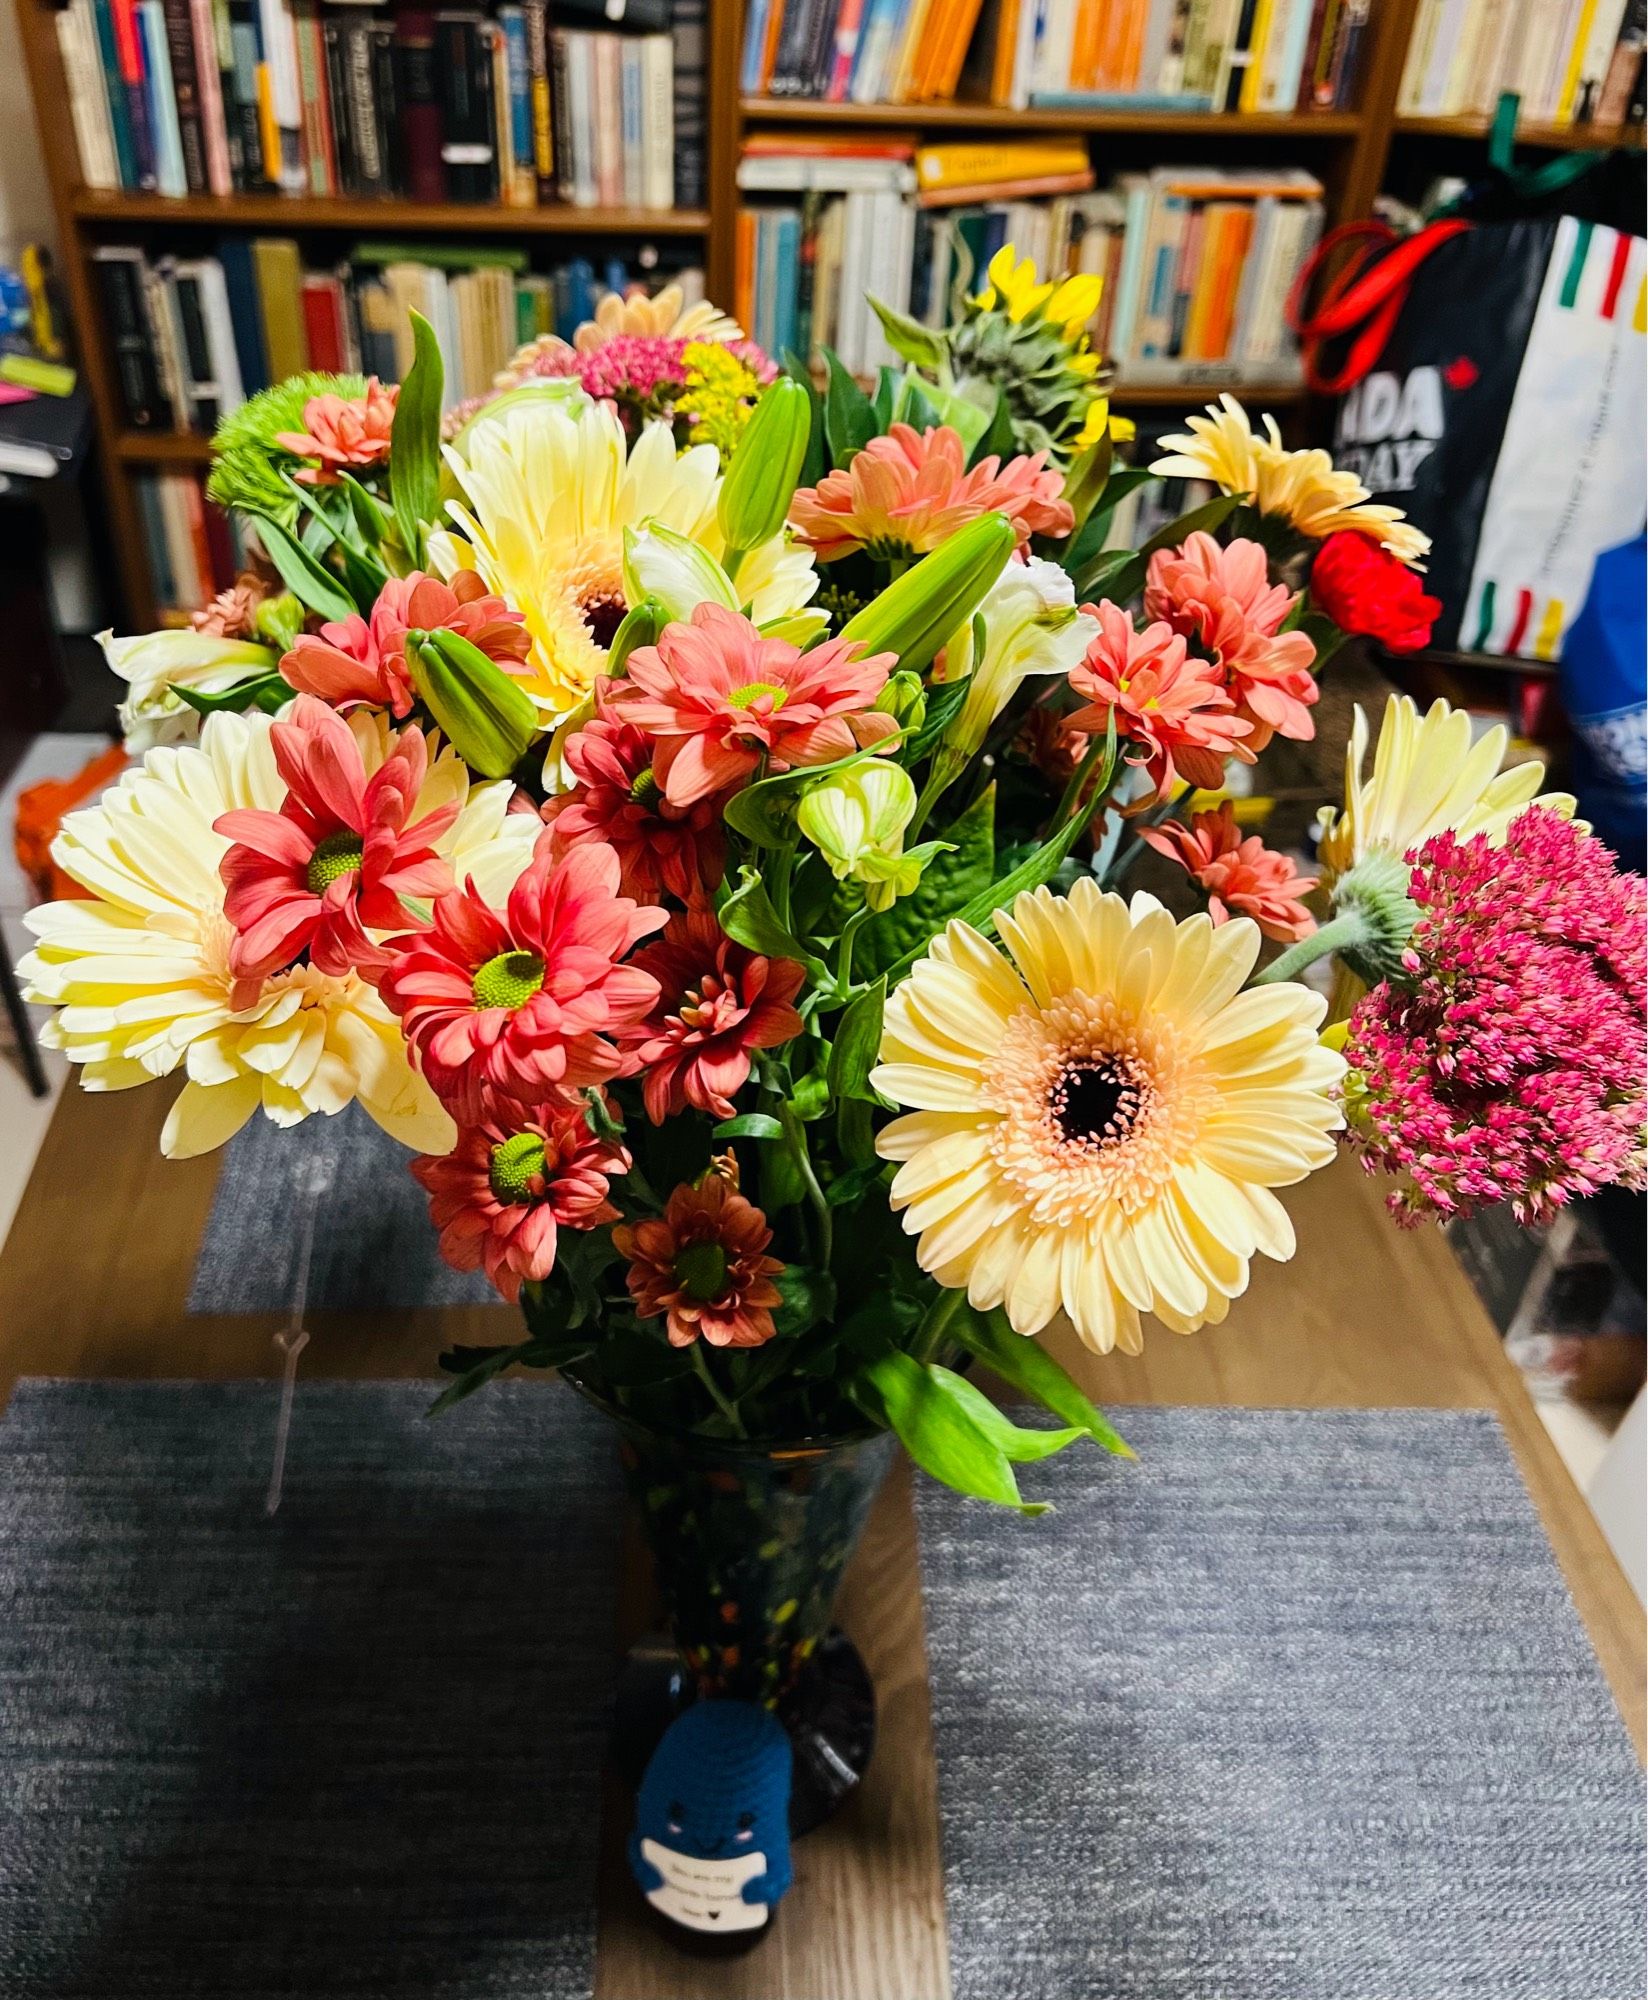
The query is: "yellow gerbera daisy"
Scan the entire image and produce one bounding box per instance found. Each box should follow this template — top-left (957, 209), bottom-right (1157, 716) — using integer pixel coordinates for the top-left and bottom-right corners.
top-left (1152, 395), bottom-right (1431, 567)
top-left (430, 398), bottom-right (820, 725)
top-left (873, 882), bottom-right (1344, 1354)
top-left (1317, 694), bottom-right (1579, 884)
top-left (19, 710), bottom-right (537, 1159)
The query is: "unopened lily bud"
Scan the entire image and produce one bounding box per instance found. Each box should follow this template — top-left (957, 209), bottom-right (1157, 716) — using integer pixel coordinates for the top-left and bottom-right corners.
top-left (874, 669), bottom-right (927, 734)
top-left (797, 762), bottom-right (930, 911)
top-left (839, 512), bottom-right (1015, 673)
top-left (622, 523), bottom-right (738, 630)
top-left (717, 376), bottom-right (812, 554)
top-left (405, 627), bottom-right (538, 779)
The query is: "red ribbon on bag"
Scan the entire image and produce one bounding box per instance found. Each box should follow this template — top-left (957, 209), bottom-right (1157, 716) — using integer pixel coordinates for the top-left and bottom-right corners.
top-left (1285, 218), bottom-right (1474, 396)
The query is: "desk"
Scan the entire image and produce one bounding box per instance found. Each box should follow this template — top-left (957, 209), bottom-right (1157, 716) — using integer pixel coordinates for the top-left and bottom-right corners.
top-left (0, 1079), bottom-right (1641, 2000)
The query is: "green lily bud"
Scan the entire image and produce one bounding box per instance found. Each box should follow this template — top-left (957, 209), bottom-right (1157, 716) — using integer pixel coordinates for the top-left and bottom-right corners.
top-left (607, 597), bottom-right (667, 678)
top-left (874, 669), bottom-right (927, 733)
top-left (405, 627), bottom-right (539, 779)
top-left (622, 523), bottom-right (738, 626)
top-left (717, 376), bottom-right (812, 555)
top-left (798, 762), bottom-right (938, 912)
top-left (838, 512), bottom-right (1016, 673)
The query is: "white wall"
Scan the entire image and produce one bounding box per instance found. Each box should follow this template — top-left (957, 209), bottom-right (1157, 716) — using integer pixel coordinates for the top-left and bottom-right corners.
top-left (0, 0), bottom-right (55, 256)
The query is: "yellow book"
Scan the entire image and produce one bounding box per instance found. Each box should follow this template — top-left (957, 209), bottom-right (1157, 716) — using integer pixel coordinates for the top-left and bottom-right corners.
top-left (915, 138), bottom-right (1090, 191)
top-left (1239, 0), bottom-right (1277, 111)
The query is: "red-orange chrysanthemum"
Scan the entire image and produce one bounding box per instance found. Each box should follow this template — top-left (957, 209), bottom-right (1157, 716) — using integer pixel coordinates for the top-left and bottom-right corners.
top-left (1140, 802), bottom-right (1319, 942)
top-left (413, 1096), bottom-right (630, 1303)
top-left (611, 602), bottom-right (898, 807)
top-left (613, 1175), bottom-right (785, 1348)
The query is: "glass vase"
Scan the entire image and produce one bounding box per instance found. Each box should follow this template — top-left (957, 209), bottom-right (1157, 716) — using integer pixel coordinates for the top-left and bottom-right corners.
top-left (585, 1390), bottom-right (896, 1832)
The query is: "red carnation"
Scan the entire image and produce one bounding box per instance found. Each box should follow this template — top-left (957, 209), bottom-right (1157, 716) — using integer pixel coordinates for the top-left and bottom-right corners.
top-left (1308, 532), bottom-right (1441, 655)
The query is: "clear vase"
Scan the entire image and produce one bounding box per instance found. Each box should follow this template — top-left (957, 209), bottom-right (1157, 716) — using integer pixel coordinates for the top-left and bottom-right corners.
top-left (579, 1386), bottom-right (896, 1832)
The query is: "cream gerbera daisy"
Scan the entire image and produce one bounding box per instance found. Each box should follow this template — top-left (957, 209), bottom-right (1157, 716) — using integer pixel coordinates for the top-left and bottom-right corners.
top-left (1152, 395), bottom-right (1431, 567)
top-left (430, 398), bottom-right (820, 726)
top-left (19, 710), bottom-right (537, 1159)
top-left (873, 881), bottom-right (1344, 1354)
top-left (1317, 693), bottom-right (1579, 884)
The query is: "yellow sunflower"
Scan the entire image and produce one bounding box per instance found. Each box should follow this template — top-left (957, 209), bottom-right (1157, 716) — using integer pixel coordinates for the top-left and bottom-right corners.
top-left (873, 881), bottom-right (1344, 1354)
top-left (1152, 395), bottom-right (1431, 566)
top-left (1317, 694), bottom-right (1579, 884)
top-left (430, 398), bottom-right (820, 726)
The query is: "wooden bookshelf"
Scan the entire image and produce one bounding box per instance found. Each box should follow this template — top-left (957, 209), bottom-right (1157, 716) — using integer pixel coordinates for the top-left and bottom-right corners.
top-left (1395, 114), bottom-right (1646, 152)
top-left (12, 0), bottom-right (1645, 630)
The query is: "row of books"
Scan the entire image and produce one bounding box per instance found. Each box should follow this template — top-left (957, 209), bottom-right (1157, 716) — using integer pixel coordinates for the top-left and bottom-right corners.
top-left (56, 0), bottom-right (705, 208)
top-left (736, 144), bottom-right (1318, 381)
top-left (136, 471), bottom-right (248, 612)
top-left (1399, 0), bottom-right (1645, 124)
top-left (95, 239), bottom-right (704, 432)
top-left (740, 0), bottom-right (1369, 111)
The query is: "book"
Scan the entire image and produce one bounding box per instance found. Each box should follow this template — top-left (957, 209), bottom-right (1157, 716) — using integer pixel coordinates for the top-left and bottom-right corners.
top-left (59, 0), bottom-right (121, 191)
top-left (160, 0), bottom-right (208, 190)
top-left (93, 246), bottom-right (167, 426)
top-left (251, 234), bottom-right (307, 379)
top-left (139, 0), bottom-right (189, 195)
top-left (673, 0), bottom-right (707, 207)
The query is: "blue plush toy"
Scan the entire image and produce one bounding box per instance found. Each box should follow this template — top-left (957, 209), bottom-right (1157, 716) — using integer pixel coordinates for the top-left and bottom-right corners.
top-left (629, 1701), bottom-right (793, 1937)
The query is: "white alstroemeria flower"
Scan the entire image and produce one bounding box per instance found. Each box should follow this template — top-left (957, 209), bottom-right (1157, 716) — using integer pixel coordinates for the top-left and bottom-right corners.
top-left (102, 628), bottom-right (278, 754)
top-left (938, 557), bottom-right (1096, 762)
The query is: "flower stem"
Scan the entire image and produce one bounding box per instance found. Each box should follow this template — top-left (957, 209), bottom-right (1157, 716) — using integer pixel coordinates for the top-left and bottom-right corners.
top-left (1252, 908), bottom-right (1369, 986)
top-left (778, 1099), bottom-right (833, 1274)
top-left (909, 750), bottom-right (964, 841)
top-left (690, 1342), bottom-right (747, 1436)
top-left (836, 906), bottom-right (871, 994)
top-left (1053, 731), bottom-right (1108, 828)
top-left (909, 1285), bottom-right (968, 1364)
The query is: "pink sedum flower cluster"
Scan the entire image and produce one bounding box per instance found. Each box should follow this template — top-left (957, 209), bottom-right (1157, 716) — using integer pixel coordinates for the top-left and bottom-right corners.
top-left (1342, 807), bottom-right (1647, 1226)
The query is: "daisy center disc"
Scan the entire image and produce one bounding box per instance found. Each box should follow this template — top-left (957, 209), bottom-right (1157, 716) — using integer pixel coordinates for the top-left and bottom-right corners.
top-left (306, 831), bottom-right (364, 894)
top-left (1051, 1058), bottom-right (1145, 1147)
top-left (472, 949), bottom-right (546, 1012)
top-left (727, 681), bottom-right (787, 712)
top-left (489, 1132), bottom-right (547, 1203)
top-left (675, 1239), bottom-right (728, 1301)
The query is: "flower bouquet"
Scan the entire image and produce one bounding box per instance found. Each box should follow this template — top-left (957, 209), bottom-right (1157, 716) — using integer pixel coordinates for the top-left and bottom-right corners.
top-left (23, 254), bottom-right (1644, 1756)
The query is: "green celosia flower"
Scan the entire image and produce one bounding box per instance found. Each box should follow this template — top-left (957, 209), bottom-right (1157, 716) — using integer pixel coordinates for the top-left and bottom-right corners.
top-left (205, 373), bottom-right (370, 522)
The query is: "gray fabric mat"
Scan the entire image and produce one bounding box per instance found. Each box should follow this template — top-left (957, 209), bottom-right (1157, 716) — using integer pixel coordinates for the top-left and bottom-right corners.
top-left (188, 1103), bottom-right (495, 1315)
top-left (0, 1380), bottom-right (622, 1999)
top-left (915, 1405), bottom-right (1646, 2000)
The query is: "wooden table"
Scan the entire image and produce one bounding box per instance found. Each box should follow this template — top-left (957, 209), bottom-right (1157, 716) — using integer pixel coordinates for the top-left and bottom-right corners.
top-left (1, 1080), bottom-right (1642, 2000)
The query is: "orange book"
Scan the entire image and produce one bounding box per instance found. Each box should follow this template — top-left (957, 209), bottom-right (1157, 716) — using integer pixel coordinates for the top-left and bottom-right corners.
top-left (1201, 205), bottom-right (1255, 359)
top-left (1114, 0), bottom-right (1151, 88)
top-left (758, 0), bottom-right (786, 91)
top-left (988, 0), bottom-right (1022, 100)
top-left (932, 0), bottom-right (990, 96)
top-left (910, 0), bottom-right (957, 96)
top-left (735, 209), bottom-right (757, 333)
top-left (1068, 0), bottom-right (1106, 91)
top-left (917, 169), bottom-right (1095, 206)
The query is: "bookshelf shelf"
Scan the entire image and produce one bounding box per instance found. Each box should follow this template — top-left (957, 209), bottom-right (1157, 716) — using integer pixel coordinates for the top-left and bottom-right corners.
top-left (70, 191), bottom-right (713, 236)
top-left (1393, 115), bottom-right (1645, 153)
top-left (740, 97), bottom-right (1363, 138)
top-left (1110, 380), bottom-right (1309, 406)
top-left (114, 433), bottom-right (215, 465)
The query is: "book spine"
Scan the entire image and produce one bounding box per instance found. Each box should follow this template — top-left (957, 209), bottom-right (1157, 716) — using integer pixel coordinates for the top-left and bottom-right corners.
top-left (187, 0), bottom-right (233, 190)
top-left (549, 27), bottom-right (573, 201)
top-left (255, 0), bottom-right (303, 188)
top-left (500, 7), bottom-right (536, 204)
top-left (672, 0), bottom-right (706, 205)
top-left (343, 18), bottom-right (384, 192)
top-left (95, 253), bottom-right (166, 426)
top-left (592, 31), bottom-right (620, 207)
top-left (371, 18), bottom-right (400, 193)
top-left (395, 3), bottom-right (446, 202)
top-left (114, 0), bottom-right (159, 188)
top-left (1597, 0), bottom-right (1647, 121)
top-left (619, 38), bottom-right (642, 207)
top-left (172, 268), bottom-right (217, 429)
top-left (90, 0), bottom-right (139, 187)
top-left (642, 33), bottom-right (673, 209)
top-left (161, 0), bottom-right (209, 190)
top-left (291, 0), bottom-right (332, 195)
top-left (140, 0), bottom-right (190, 196)
top-left (437, 12), bottom-right (495, 202)
top-left (59, 0), bottom-right (121, 189)
top-left (525, 0), bottom-right (554, 201)
top-left (226, 0), bottom-right (265, 185)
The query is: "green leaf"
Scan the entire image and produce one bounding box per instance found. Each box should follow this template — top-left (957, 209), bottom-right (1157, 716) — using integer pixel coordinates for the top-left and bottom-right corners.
top-left (903, 673), bottom-right (972, 761)
top-left (827, 976), bottom-right (887, 1104)
top-left (717, 868), bottom-right (828, 982)
top-left (892, 370), bottom-right (941, 434)
top-left (780, 347), bottom-right (826, 491)
top-left (427, 1336), bottom-right (592, 1415)
top-left (582, 1087), bottom-right (626, 1144)
top-left (1146, 490), bottom-right (1244, 552)
top-left (872, 364), bottom-right (896, 432)
top-left (773, 1265), bottom-right (837, 1337)
top-left (851, 1349), bottom-right (1047, 1513)
top-left (821, 346), bottom-right (877, 467)
top-left (856, 783), bottom-right (996, 979)
top-left (867, 295), bottom-right (947, 370)
top-left (1077, 491), bottom-right (1246, 602)
top-left (1073, 545), bottom-right (1147, 604)
top-left (955, 1305), bottom-right (1133, 1457)
top-left (172, 671), bottom-right (290, 718)
top-left (339, 470), bottom-right (391, 546)
top-left (923, 1364), bottom-right (1085, 1462)
top-left (256, 517), bottom-right (361, 622)
top-left (723, 738), bottom-right (901, 848)
top-left (713, 1112), bottom-right (785, 1141)
top-left (825, 1157), bottom-right (885, 1206)
top-left (968, 388), bottom-right (1016, 469)
top-left (389, 309), bottom-right (443, 566)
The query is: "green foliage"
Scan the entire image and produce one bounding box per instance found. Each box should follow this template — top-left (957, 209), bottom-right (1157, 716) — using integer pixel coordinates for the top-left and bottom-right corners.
top-left (866, 295), bottom-right (947, 371)
top-left (214, 372), bottom-right (368, 459)
top-left (779, 348), bottom-right (827, 490)
top-left (821, 347), bottom-right (877, 467)
top-left (838, 512), bottom-right (1015, 673)
top-left (1074, 491), bottom-right (1244, 602)
top-left (172, 671), bottom-right (290, 719)
top-left (428, 1332), bottom-right (594, 1415)
top-left (257, 517), bottom-right (361, 622)
top-left (953, 1306), bottom-right (1132, 1457)
top-left (390, 311), bottom-right (444, 566)
top-left (826, 977), bottom-right (887, 1104)
top-left (855, 782), bottom-right (996, 978)
top-left (851, 1348), bottom-right (1085, 1511)
top-left (713, 1113), bottom-right (786, 1141)
top-left (717, 868), bottom-right (829, 981)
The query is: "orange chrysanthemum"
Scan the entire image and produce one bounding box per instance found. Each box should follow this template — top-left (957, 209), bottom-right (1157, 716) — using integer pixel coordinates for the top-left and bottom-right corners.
top-left (1140, 803), bottom-right (1319, 942)
top-left (614, 1175), bottom-right (785, 1348)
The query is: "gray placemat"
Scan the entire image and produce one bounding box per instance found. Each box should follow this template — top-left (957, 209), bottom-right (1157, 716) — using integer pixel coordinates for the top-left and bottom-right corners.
top-left (916, 1406), bottom-right (1646, 2000)
top-left (188, 1103), bottom-right (495, 1314)
top-left (0, 1379), bottom-right (622, 1999)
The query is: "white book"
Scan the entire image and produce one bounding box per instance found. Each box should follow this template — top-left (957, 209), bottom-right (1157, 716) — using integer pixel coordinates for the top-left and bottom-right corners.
top-left (1417, 0), bottom-right (1473, 109)
top-left (738, 157), bottom-right (915, 192)
top-left (1255, 0), bottom-right (1310, 109)
top-left (642, 36), bottom-right (674, 210)
top-left (1139, 0), bottom-right (1183, 91)
top-left (158, 476), bottom-right (203, 612)
top-left (1561, 0), bottom-right (1631, 118)
top-left (1399, 0), bottom-right (1443, 108)
top-left (837, 189), bottom-right (875, 374)
top-left (1034, 0), bottom-right (1077, 91)
top-left (177, 257), bottom-right (244, 415)
top-left (1009, 0), bottom-right (1039, 108)
top-left (1228, 196), bottom-right (1275, 366)
top-left (57, 0), bottom-right (119, 189)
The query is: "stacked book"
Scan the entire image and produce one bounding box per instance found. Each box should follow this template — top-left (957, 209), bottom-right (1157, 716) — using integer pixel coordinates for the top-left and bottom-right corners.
top-left (1399, 0), bottom-right (1645, 125)
top-left (738, 141), bottom-right (1321, 386)
top-left (95, 239), bottom-right (707, 430)
top-left (134, 470), bottom-right (250, 611)
top-left (55, 0), bottom-right (703, 208)
top-left (741, 0), bottom-right (1369, 111)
